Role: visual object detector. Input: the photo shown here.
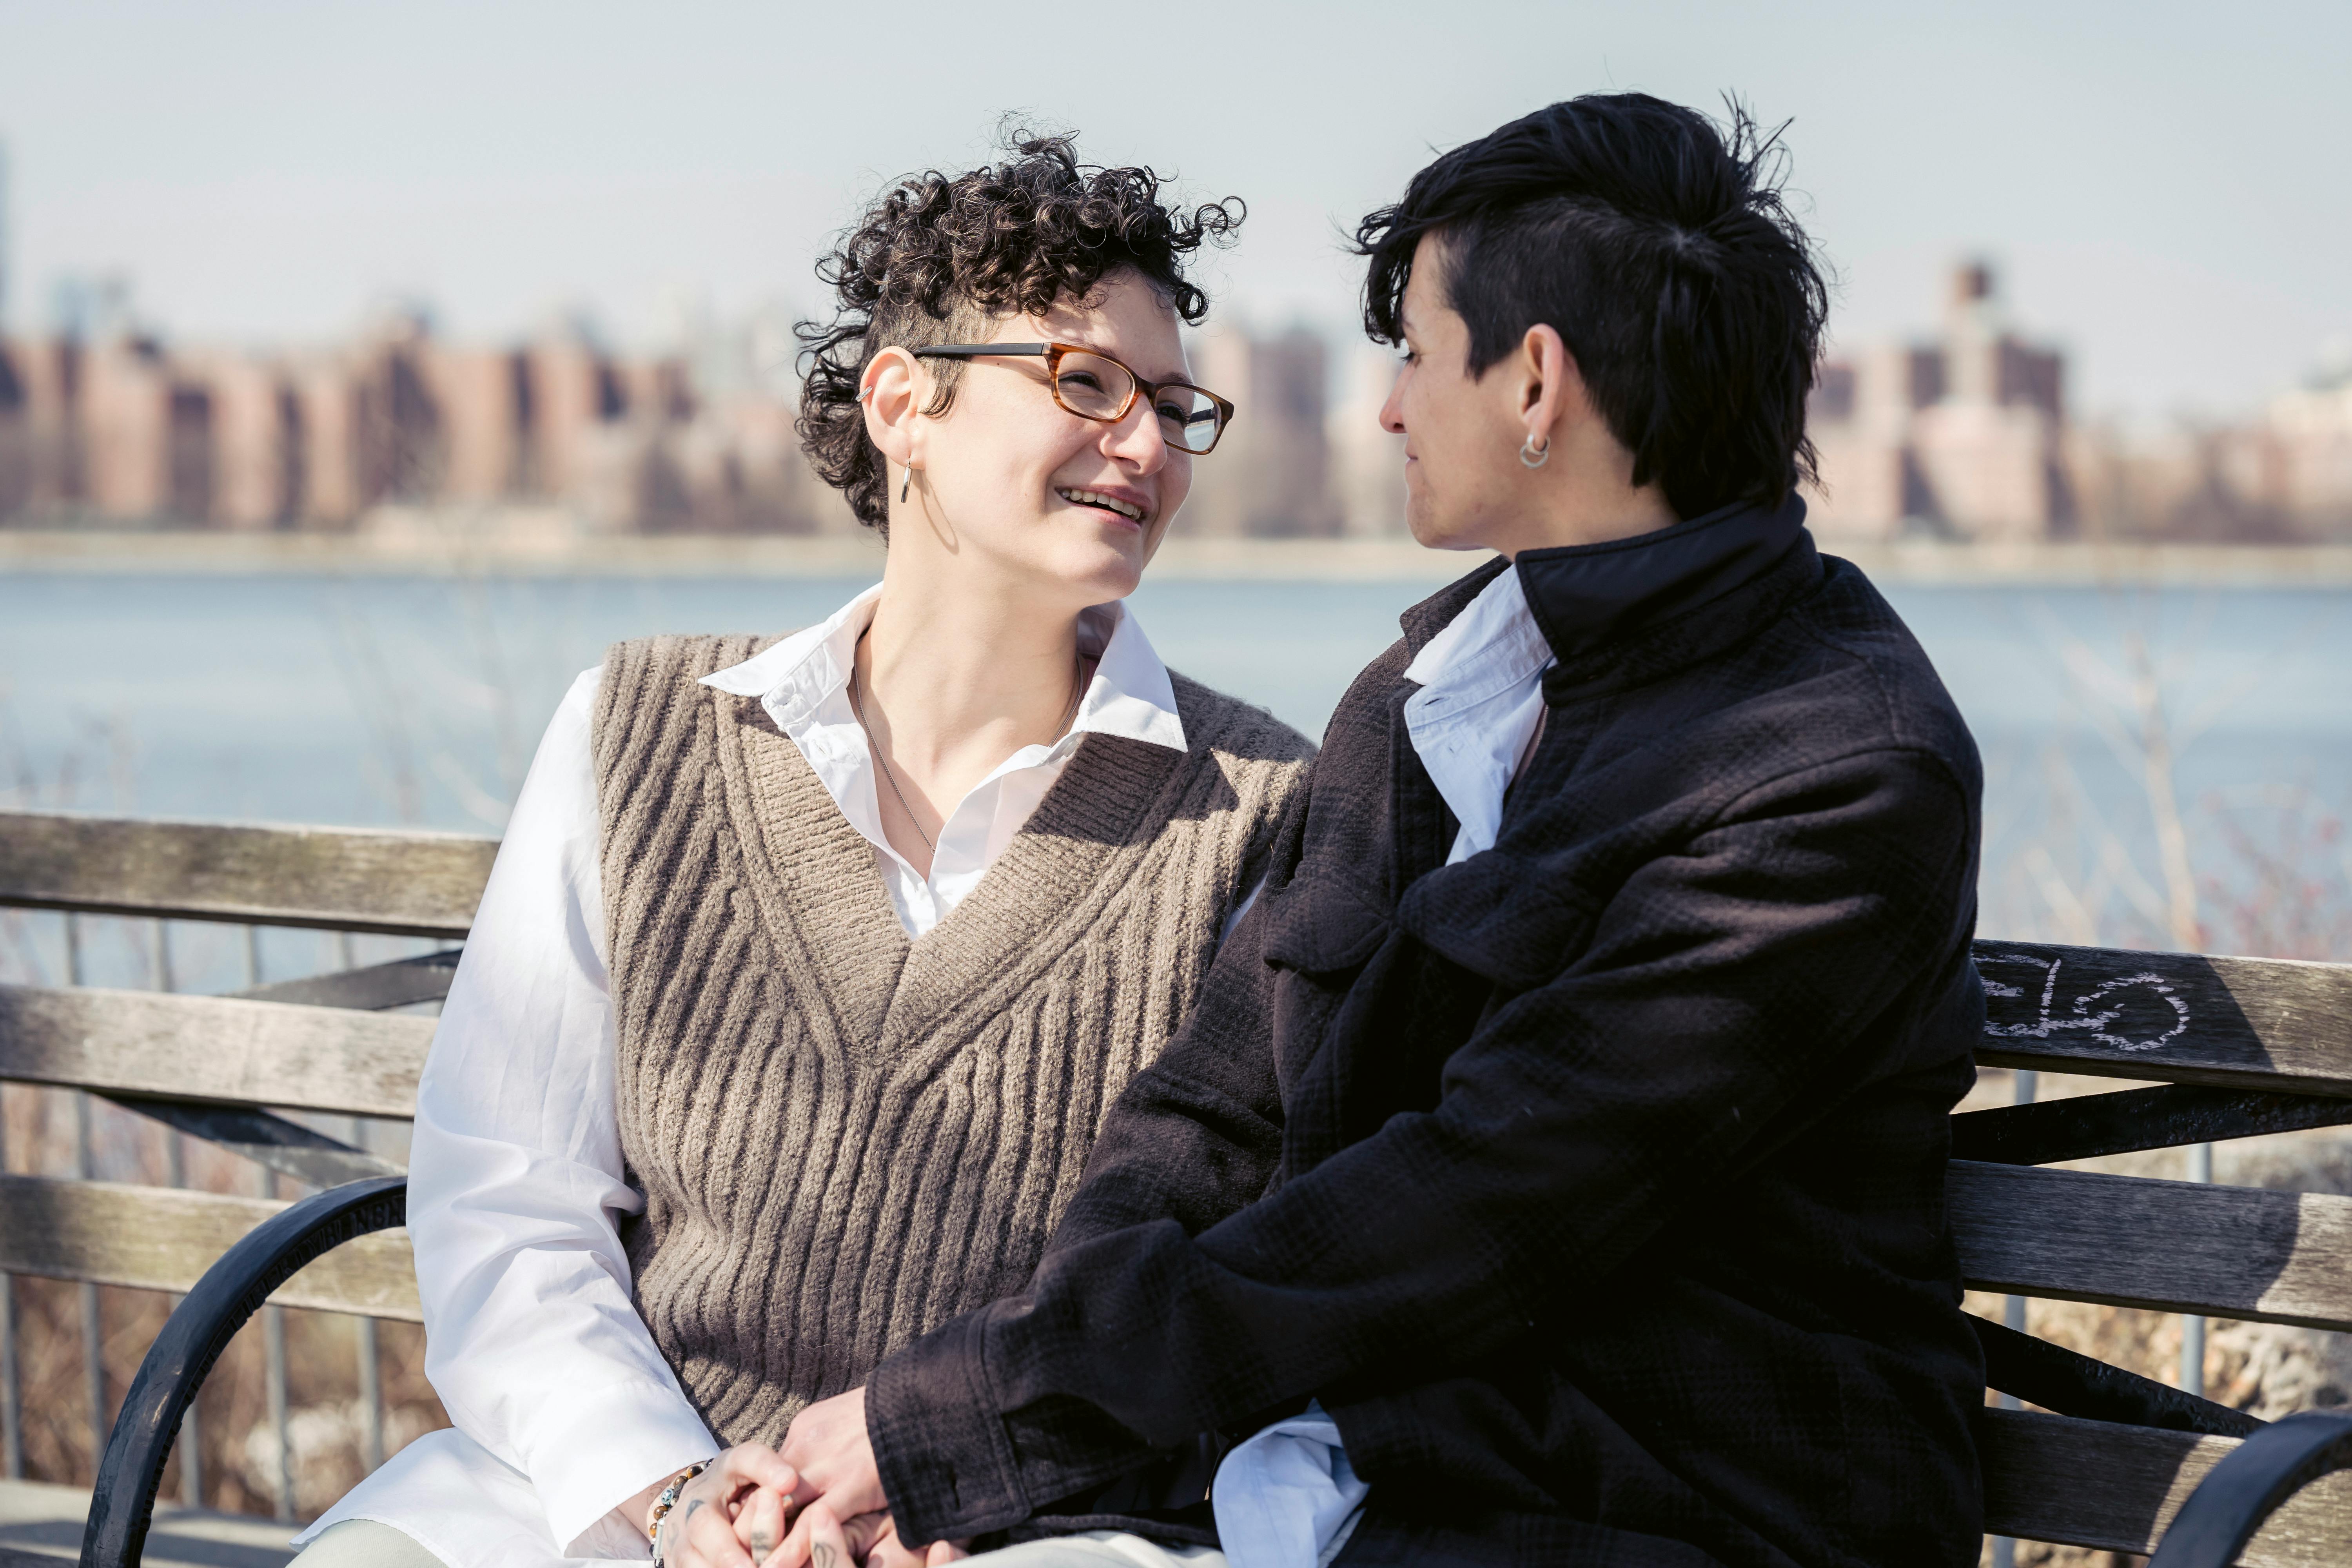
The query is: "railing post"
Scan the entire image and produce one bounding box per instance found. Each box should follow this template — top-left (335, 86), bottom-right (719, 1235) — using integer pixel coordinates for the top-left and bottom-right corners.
top-left (350, 1112), bottom-right (385, 1474)
top-left (156, 916), bottom-right (204, 1508)
top-left (1988, 1067), bottom-right (2038, 1568)
top-left (2182, 1139), bottom-right (2213, 1399)
top-left (66, 913), bottom-right (112, 1483)
top-left (258, 1157), bottom-right (295, 1522)
top-left (0, 1069), bottom-right (19, 1480)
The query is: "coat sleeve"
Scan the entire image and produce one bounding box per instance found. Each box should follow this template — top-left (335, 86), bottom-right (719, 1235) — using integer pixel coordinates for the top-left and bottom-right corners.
top-left (1042, 882), bottom-right (1290, 1260)
top-left (866, 745), bottom-right (1975, 1544)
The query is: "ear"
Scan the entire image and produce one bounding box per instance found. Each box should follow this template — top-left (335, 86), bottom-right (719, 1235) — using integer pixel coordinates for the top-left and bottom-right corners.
top-left (1515, 323), bottom-right (1589, 461)
top-left (860, 347), bottom-right (927, 478)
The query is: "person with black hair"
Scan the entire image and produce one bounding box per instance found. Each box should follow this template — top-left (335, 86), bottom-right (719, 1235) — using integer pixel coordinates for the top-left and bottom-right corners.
top-left (758, 94), bottom-right (1988, 1568)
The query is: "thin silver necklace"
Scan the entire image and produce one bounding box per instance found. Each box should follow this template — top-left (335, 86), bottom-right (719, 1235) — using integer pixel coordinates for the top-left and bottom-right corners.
top-left (848, 635), bottom-right (1087, 853)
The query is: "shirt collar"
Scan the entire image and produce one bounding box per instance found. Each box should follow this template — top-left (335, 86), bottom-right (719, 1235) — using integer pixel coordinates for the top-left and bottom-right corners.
top-left (1401, 562), bottom-right (1551, 699)
top-left (697, 583), bottom-right (1187, 753)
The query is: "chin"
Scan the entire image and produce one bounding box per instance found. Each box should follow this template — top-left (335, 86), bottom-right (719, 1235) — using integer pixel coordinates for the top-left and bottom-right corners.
top-left (1406, 510), bottom-right (1476, 553)
top-left (1045, 536), bottom-right (1147, 602)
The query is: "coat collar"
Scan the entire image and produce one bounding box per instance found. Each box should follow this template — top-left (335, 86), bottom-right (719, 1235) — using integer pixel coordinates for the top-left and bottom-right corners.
top-left (1396, 494), bottom-right (1818, 697)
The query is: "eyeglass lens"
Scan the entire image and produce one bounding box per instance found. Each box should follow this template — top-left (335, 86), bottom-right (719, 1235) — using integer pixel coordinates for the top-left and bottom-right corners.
top-left (1051, 350), bottom-right (1223, 454)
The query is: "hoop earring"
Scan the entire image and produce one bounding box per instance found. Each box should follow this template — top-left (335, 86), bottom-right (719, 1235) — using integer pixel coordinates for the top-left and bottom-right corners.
top-left (1519, 434), bottom-right (1551, 470)
top-left (900, 465), bottom-right (912, 504)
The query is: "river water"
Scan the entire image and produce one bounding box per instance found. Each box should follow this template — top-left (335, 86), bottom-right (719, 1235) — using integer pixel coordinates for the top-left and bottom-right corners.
top-left (2, 567), bottom-right (2348, 975)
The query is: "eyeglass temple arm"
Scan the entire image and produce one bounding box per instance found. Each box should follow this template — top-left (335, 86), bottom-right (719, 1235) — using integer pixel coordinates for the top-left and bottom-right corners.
top-left (910, 344), bottom-right (1054, 358)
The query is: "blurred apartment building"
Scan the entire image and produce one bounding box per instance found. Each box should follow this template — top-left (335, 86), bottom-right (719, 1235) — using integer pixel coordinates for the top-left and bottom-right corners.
top-left (9, 262), bottom-right (2337, 545)
top-left (0, 305), bottom-right (1414, 540)
top-left (1808, 261), bottom-right (2352, 543)
top-left (0, 306), bottom-right (845, 536)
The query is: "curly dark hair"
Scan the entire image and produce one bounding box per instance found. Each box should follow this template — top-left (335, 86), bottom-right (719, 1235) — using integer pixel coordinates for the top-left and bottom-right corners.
top-left (796, 132), bottom-right (1243, 534)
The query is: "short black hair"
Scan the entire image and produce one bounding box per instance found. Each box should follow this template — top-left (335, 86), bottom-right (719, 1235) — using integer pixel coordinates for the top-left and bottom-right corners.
top-left (1356, 93), bottom-right (1829, 520)
top-left (798, 131), bottom-right (1242, 534)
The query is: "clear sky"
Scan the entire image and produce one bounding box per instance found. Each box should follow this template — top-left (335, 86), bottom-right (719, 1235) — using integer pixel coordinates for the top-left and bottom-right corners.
top-left (1, 0), bottom-right (2345, 421)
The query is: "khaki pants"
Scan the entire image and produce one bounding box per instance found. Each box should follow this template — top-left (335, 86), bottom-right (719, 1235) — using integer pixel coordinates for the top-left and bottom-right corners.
top-left (287, 1521), bottom-right (1228, 1568)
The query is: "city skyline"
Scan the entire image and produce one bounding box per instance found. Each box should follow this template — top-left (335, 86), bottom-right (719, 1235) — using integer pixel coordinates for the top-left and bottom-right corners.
top-left (0, 0), bottom-right (2347, 424)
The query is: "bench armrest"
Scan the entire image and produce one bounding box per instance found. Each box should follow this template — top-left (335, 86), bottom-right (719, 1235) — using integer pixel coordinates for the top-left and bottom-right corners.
top-left (78, 1175), bottom-right (408, 1568)
top-left (2147, 1410), bottom-right (2352, 1568)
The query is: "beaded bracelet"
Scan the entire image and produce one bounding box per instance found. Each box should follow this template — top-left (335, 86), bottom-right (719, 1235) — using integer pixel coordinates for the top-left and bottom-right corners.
top-left (646, 1460), bottom-right (711, 1549)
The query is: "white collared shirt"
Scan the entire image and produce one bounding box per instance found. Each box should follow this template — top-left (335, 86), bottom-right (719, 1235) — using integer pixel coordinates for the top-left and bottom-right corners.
top-left (1403, 563), bottom-right (1553, 863)
top-left (299, 588), bottom-right (1192, 1566)
top-left (699, 583), bottom-right (1188, 936)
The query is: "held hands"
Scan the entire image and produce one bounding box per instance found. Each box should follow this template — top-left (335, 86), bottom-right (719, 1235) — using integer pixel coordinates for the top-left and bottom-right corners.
top-left (656, 1444), bottom-right (801, 1568)
top-left (720, 1387), bottom-right (968, 1567)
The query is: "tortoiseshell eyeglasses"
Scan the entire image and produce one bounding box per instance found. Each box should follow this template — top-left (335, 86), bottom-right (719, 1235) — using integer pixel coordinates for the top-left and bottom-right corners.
top-left (913, 342), bottom-right (1235, 455)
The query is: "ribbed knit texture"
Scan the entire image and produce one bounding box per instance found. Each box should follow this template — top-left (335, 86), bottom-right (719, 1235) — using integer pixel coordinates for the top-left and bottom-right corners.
top-left (590, 633), bottom-right (1311, 1448)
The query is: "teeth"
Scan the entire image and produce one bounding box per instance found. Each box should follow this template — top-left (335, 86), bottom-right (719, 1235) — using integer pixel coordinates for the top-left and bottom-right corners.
top-left (1059, 488), bottom-right (1146, 523)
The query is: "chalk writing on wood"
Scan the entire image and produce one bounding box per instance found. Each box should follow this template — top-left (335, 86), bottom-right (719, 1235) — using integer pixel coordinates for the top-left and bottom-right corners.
top-left (1979, 951), bottom-right (2190, 1054)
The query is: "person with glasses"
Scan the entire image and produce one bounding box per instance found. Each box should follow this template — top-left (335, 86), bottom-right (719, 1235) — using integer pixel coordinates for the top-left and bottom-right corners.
top-left (284, 133), bottom-right (1310, 1568)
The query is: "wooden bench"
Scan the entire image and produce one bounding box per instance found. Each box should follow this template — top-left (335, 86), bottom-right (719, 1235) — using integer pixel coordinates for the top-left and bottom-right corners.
top-left (4, 808), bottom-right (2351, 1566)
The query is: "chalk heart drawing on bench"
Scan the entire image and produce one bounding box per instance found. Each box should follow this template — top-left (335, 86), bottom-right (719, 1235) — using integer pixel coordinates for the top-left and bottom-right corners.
top-left (1979, 952), bottom-right (2191, 1053)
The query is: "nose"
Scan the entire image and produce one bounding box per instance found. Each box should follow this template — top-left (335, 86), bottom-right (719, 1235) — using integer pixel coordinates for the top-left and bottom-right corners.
top-left (1379, 363), bottom-right (1407, 435)
top-left (1104, 399), bottom-right (1169, 474)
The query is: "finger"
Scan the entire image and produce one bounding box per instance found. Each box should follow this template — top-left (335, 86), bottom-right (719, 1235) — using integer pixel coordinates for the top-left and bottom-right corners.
top-left (680, 1494), bottom-right (754, 1568)
top-left (715, 1442), bottom-right (803, 1499)
top-left (776, 1499), bottom-right (850, 1568)
top-left (835, 1510), bottom-right (892, 1561)
top-left (736, 1488), bottom-right (786, 1562)
top-left (926, 1540), bottom-right (969, 1564)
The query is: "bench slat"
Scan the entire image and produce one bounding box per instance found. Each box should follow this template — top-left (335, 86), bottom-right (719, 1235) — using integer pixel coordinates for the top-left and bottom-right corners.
top-left (1951, 1160), bottom-right (2352, 1333)
top-left (0, 985), bottom-right (430, 1118)
top-left (0, 1174), bottom-right (421, 1321)
top-left (0, 810), bottom-right (495, 937)
top-left (1981, 1406), bottom-right (2352, 1564)
top-left (1973, 940), bottom-right (2352, 1097)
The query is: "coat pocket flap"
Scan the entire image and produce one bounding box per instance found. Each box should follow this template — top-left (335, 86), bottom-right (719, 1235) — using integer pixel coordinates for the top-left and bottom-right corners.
top-left (1394, 853), bottom-right (1598, 992)
top-left (1259, 871), bottom-right (1394, 975)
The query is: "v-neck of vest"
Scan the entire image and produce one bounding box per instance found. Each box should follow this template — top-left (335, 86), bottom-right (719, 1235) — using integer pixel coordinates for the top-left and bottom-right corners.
top-left (710, 681), bottom-right (1190, 1060)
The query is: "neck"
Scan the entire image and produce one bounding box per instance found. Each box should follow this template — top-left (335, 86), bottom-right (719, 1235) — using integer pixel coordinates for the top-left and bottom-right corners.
top-left (1494, 424), bottom-right (1679, 558)
top-left (858, 544), bottom-right (1088, 777)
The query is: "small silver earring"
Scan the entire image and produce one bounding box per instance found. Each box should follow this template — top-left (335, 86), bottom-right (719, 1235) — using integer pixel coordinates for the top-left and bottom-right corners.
top-left (900, 465), bottom-right (912, 504)
top-left (1519, 434), bottom-right (1551, 470)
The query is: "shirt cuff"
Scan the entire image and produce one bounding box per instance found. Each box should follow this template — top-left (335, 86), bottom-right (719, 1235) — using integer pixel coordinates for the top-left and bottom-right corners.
top-left (869, 1308), bottom-right (1029, 1546)
top-left (521, 1376), bottom-right (719, 1553)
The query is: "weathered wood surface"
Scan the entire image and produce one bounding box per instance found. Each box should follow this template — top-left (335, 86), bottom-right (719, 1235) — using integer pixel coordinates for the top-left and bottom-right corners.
top-left (1951, 1160), bottom-right (2352, 1332)
top-left (1973, 940), bottom-right (2352, 1097)
top-left (0, 809), bottom-right (495, 937)
top-left (0, 985), bottom-right (431, 1118)
top-left (1982, 1406), bottom-right (2352, 1564)
top-left (1950, 1083), bottom-right (2352, 1167)
top-left (0, 1175), bottom-right (420, 1321)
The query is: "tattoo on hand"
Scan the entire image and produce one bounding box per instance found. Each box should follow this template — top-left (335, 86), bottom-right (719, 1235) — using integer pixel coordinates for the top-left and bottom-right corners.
top-left (811, 1545), bottom-right (837, 1568)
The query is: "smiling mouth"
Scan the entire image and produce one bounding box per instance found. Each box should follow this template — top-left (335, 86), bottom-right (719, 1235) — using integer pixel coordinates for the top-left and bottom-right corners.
top-left (1058, 487), bottom-right (1150, 525)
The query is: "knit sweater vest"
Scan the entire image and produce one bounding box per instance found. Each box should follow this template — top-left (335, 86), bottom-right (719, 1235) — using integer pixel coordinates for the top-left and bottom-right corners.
top-left (590, 633), bottom-right (1312, 1446)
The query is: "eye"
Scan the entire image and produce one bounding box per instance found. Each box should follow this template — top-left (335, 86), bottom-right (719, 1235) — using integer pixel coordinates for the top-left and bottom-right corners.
top-left (1058, 370), bottom-right (1108, 393)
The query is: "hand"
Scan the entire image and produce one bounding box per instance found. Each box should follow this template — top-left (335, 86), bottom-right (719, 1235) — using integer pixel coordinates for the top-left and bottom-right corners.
top-left (772, 1389), bottom-right (886, 1565)
top-left (857, 1513), bottom-right (970, 1567)
top-left (661, 1443), bottom-right (800, 1568)
top-left (773, 1505), bottom-right (966, 1568)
